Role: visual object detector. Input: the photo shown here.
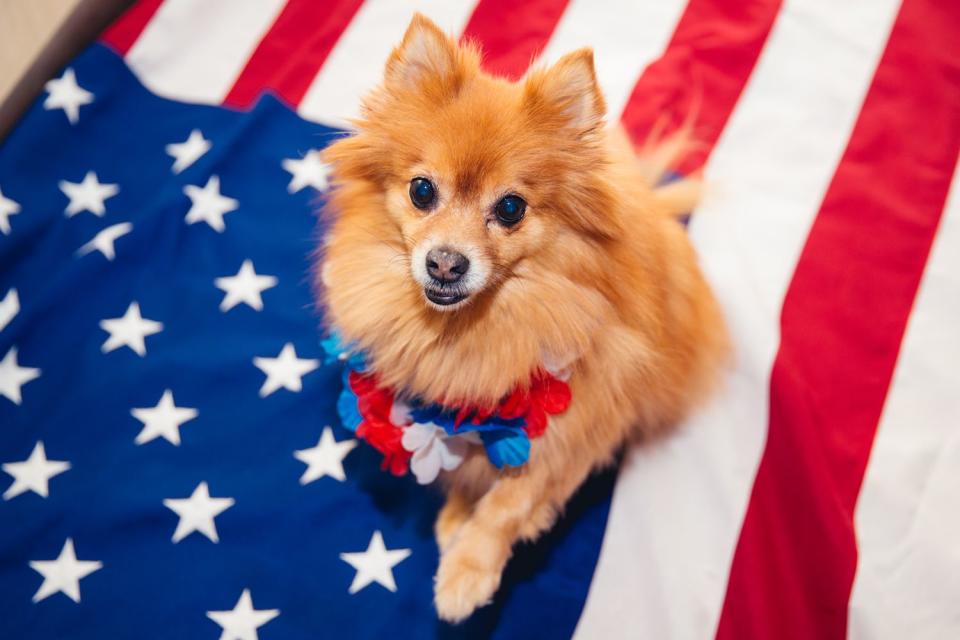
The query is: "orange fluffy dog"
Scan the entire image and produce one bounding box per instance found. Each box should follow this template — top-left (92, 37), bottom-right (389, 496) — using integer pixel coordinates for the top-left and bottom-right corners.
top-left (319, 14), bottom-right (728, 623)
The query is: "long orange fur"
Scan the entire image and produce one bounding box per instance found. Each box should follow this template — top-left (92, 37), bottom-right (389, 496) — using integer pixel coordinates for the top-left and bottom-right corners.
top-left (318, 14), bottom-right (729, 623)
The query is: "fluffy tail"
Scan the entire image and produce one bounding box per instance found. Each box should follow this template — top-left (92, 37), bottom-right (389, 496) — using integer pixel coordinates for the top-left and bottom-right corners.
top-left (612, 110), bottom-right (704, 218)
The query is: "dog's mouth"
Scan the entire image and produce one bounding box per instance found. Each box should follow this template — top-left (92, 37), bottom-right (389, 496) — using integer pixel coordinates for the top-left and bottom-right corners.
top-left (423, 283), bottom-right (469, 307)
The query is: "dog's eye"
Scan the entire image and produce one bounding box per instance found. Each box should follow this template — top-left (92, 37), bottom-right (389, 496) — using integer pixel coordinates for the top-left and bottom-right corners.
top-left (409, 177), bottom-right (437, 210)
top-left (494, 195), bottom-right (526, 226)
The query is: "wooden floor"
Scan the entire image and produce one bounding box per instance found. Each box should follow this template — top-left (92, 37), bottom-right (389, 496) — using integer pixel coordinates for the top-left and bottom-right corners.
top-left (0, 0), bottom-right (83, 107)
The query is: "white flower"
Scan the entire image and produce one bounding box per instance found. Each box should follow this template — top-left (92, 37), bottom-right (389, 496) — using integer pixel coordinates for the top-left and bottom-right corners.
top-left (390, 400), bottom-right (412, 427)
top-left (400, 422), bottom-right (474, 485)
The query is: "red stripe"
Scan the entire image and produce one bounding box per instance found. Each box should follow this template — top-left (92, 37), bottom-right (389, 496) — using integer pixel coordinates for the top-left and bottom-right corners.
top-left (460, 0), bottom-right (570, 80)
top-left (619, 0), bottom-right (781, 174)
top-left (99, 0), bottom-right (164, 55)
top-left (716, 2), bottom-right (960, 638)
top-left (223, 0), bottom-right (364, 109)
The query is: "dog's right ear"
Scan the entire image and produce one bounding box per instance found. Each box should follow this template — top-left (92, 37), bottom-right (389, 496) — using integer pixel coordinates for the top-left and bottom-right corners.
top-left (524, 49), bottom-right (606, 137)
top-left (385, 14), bottom-right (460, 91)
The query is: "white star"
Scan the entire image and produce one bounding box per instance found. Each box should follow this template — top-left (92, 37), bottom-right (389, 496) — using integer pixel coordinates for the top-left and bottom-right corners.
top-left (281, 150), bottom-right (330, 193)
top-left (163, 481), bottom-right (234, 543)
top-left (30, 538), bottom-right (102, 603)
top-left (215, 260), bottom-right (278, 312)
top-left (183, 175), bottom-right (238, 232)
top-left (100, 302), bottom-right (163, 356)
top-left (76, 222), bottom-right (132, 260)
top-left (131, 389), bottom-right (198, 446)
top-left (166, 129), bottom-right (211, 174)
top-left (3, 442), bottom-right (70, 500)
top-left (43, 68), bottom-right (93, 125)
top-left (0, 346), bottom-right (41, 405)
top-left (59, 171), bottom-right (119, 217)
top-left (0, 288), bottom-right (19, 332)
top-left (340, 530), bottom-right (411, 594)
top-left (0, 186), bottom-right (21, 235)
top-left (253, 343), bottom-right (319, 397)
top-left (207, 589), bottom-right (280, 640)
top-left (295, 427), bottom-right (357, 484)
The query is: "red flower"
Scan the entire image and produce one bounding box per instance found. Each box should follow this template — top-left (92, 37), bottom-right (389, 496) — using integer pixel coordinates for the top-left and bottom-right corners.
top-left (450, 404), bottom-right (496, 429)
top-left (348, 372), bottom-right (412, 476)
top-left (496, 370), bottom-right (571, 438)
top-left (441, 371), bottom-right (571, 438)
top-left (357, 417), bottom-right (411, 476)
top-left (533, 370), bottom-right (573, 413)
top-left (347, 370), bottom-right (379, 396)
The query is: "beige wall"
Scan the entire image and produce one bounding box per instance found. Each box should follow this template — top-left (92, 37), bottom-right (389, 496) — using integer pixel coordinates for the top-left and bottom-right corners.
top-left (0, 0), bottom-right (84, 106)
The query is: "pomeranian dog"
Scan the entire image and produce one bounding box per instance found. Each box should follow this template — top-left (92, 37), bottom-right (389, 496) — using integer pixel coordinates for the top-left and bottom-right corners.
top-left (318, 14), bottom-right (728, 623)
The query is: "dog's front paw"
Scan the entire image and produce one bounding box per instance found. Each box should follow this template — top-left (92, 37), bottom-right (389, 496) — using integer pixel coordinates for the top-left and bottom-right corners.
top-left (435, 509), bottom-right (465, 555)
top-left (435, 493), bottom-right (472, 554)
top-left (434, 549), bottom-right (501, 623)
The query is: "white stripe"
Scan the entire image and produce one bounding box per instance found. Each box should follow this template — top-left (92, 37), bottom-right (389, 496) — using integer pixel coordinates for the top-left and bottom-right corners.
top-left (536, 0), bottom-right (687, 121)
top-left (573, 2), bottom-right (901, 638)
top-left (125, 0), bottom-right (287, 104)
top-left (297, 0), bottom-right (478, 128)
top-left (848, 162), bottom-right (960, 640)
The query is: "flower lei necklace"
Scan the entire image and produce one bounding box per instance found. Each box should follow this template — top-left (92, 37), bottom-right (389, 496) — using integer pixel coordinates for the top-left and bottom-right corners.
top-left (321, 331), bottom-right (572, 485)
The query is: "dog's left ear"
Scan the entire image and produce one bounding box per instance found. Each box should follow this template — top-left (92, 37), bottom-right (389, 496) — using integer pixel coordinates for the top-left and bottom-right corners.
top-left (525, 49), bottom-right (606, 135)
top-left (385, 13), bottom-right (463, 93)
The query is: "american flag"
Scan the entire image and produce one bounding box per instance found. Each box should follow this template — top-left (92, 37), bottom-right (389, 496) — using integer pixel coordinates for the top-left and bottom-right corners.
top-left (0, 1), bottom-right (957, 639)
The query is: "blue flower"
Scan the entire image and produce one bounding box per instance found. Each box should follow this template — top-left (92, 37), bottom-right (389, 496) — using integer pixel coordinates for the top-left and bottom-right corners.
top-left (336, 384), bottom-right (362, 433)
top-left (320, 330), bottom-right (368, 372)
top-left (410, 404), bottom-right (531, 469)
top-left (408, 404), bottom-right (452, 429)
top-left (479, 429), bottom-right (531, 468)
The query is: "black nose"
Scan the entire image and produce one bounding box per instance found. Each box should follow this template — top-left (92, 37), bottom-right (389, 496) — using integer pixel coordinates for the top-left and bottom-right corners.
top-left (426, 247), bottom-right (470, 283)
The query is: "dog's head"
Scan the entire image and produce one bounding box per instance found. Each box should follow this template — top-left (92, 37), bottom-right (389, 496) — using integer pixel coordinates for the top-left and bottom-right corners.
top-left (322, 14), bottom-right (619, 312)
